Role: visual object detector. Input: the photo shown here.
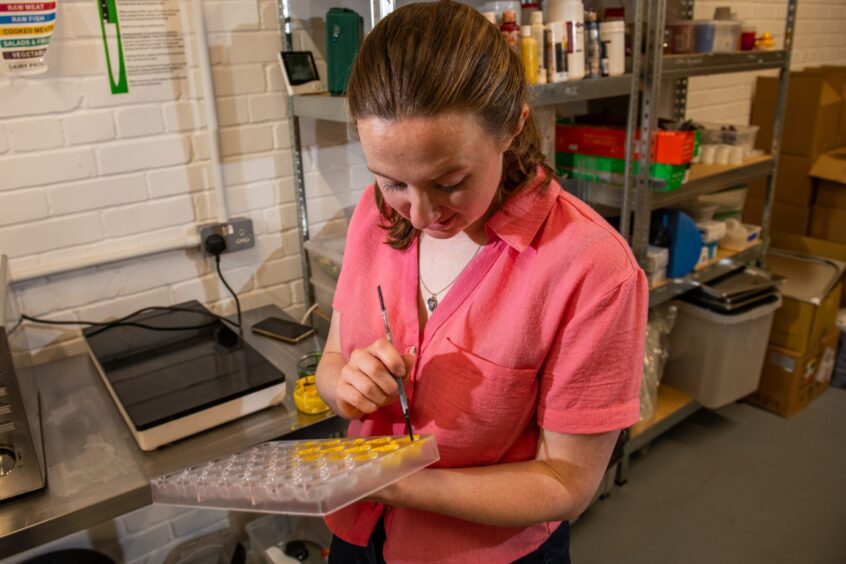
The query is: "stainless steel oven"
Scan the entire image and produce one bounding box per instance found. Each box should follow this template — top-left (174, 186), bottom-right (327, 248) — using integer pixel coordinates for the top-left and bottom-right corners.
top-left (0, 254), bottom-right (45, 501)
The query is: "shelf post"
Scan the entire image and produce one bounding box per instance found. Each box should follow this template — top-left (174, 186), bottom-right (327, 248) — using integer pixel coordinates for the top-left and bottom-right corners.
top-left (620, 0), bottom-right (646, 244)
top-left (279, 0), bottom-right (316, 313)
top-left (760, 0), bottom-right (797, 265)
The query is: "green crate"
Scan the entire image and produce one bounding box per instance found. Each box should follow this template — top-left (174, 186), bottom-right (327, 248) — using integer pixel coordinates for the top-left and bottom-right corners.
top-left (556, 152), bottom-right (687, 191)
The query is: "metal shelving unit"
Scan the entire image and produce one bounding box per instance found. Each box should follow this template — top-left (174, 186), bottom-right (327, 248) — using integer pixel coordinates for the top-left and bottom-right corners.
top-left (609, 0), bottom-right (797, 481)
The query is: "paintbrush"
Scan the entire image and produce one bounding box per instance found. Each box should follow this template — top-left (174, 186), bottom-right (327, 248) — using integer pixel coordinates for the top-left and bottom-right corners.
top-left (377, 285), bottom-right (414, 441)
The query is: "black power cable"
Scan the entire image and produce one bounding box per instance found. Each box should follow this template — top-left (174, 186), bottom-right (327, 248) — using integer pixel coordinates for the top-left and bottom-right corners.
top-left (19, 236), bottom-right (245, 336)
top-left (205, 234), bottom-right (243, 333)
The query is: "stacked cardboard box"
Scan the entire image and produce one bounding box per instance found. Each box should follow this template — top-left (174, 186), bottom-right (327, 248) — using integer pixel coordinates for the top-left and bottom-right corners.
top-left (746, 233), bottom-right (846, 417)
top-left (745, 70), bottom-right (843, 235)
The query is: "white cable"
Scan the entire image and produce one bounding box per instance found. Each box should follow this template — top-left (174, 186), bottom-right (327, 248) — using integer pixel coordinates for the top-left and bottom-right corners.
top-left (300, 303), bottom-right (320, 325)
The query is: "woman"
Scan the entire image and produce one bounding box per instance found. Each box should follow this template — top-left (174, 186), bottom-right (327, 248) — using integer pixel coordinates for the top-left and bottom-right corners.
top-left (314, 2), bottom-right (647, 562)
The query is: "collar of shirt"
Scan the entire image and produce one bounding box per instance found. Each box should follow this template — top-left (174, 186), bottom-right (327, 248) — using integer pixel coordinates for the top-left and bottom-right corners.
top-left (485, 167), bottom-right (558, 253)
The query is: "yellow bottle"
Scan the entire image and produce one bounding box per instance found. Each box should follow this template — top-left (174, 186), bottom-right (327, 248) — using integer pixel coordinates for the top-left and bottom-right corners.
top-left (521, 25), bottom-right (538, 84)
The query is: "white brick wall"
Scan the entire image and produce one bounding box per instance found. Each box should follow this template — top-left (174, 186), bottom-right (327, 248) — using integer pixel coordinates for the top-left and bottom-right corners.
top-left (0, 1), bottom-right (330, 561)
top-left (685, 0), bottom-right (846, 124)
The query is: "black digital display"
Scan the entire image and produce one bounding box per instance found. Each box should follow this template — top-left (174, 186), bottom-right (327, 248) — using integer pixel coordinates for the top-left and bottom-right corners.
top-left (282, 51), bottom-right (320, 86)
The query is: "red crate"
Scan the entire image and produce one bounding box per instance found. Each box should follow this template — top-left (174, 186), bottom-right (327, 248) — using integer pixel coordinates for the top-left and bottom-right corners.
top-left (555, 124), bottom-right (696, 165)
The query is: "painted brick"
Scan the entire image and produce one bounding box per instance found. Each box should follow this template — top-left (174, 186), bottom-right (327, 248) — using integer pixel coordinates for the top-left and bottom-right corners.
top-left (76, 287), bottom-right (171, 323)
top-left (228, 31), bottom-right (282, 64)
top-left (249, 93), bottom-right (288, 122)
top-left (192, 191), bottom-right (217, 222)
top-left (259, 0), bottom-right (279, 30)
top-left (0, 191), bottom-right (49, 227)
top-left (18, 269), bottom-right (122, 316)
top-left (304, 169), bottom-right (352, 197)
top-left (227, 180), bottom-right (276, 214)
top-left (238, 282), bottom-right (292, 311)
top-left (102, 196), bottom-right (195, 237)
top-left (6, 117), bottom-right (64, 152)
top-left (275, 176), bottom-right (296, 204)
top-left (0, 80), bottom-right (81, 118)
top-left (115, 105), bottom-right (165, 138)
top-left (216, 96), bottom-right (250, 127)
top-left (162, 101), bottom-right (206, 132)
top-left (48, 173), bottom-right (148, 215)
top-left (0, 148), bottom-right (96, 191)
top-left (170, 267), bottom-right (255, 304)
top-left (283, 229), bottom-right (301, 257)
top-left (120, 505), bottom-right (193, 534)
top-left (220, 124), bottom-right (274, 157)
top-left (255, 255), bottom-right (303, 287)
top-left (212, 232), bottom-right (285, 268)
top-left (204, 1), bottom-right (260, 32)
top-left (291, 278), bottom-right (305, 305)
top-left (96, 135), bottom-right (191, 175)
top-left (63, 111), bottom-right (116, 145)
top-left (262, 203), bottom-right (297, 234)
top-left (265, 62), bottom-right (286, 92)
top-left (212, 65), bottom-right (266, 96)
top-left (0, 212), bottom-right (102, 258)
top-left (147, 163), bottom-right (212, 198)
top-left (273, 122), bottom-right (292, 149)
top-left (190, 131), bottom-right (211, 161)
top-left (46, 40), bottom-right (106, 76)
top-left (222, 152), bottom-right (292, 186)
top-left (0, 125), bottom-right (8, 154)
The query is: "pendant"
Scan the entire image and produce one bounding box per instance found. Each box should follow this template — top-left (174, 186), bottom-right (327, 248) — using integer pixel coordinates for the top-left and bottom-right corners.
top-left (426, 295), bottom-right (438, 313)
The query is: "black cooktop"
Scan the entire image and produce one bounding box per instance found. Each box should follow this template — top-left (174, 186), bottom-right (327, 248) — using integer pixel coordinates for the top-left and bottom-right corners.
top-left (83, 301), bottom-right (285, 431)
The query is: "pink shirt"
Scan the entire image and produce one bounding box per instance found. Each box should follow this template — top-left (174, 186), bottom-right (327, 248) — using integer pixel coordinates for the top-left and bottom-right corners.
top-left (325, 170), bottom-right (647, 563)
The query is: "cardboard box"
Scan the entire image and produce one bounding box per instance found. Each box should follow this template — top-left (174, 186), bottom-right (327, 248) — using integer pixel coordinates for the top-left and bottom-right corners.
top-left (751, 73), bottom-right (841, 159)
top-left (746, 154), bottom-right (815, 207)
top-left (769, 281), bottom-right (842, 355)
top-left (747, 329), bottom-right (839, 417)
top-left (816, 180), bottom-right (846, 209)
top-left (810, 205), bottom-right (846, 244)
top-left (743, 197), bottom-right (810, 236)
top-left (807, 66), bottom-right (846, 148)
top-left (771, 232), bottom-right (846, 307)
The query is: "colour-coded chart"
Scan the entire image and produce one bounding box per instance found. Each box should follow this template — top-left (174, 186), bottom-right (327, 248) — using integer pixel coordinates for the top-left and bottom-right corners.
top-left (0, 1), bottom-right (56, 75)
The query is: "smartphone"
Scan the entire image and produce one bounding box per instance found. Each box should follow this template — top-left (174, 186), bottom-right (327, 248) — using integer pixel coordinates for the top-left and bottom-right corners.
top-left (252, 317), bottom-right (315, 344)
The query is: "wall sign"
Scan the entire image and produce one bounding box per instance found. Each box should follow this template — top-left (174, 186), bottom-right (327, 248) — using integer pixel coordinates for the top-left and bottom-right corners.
top-left (97, 0), bottom-right (187, 95)
top-left (0, 1), bottom-right (56, 75)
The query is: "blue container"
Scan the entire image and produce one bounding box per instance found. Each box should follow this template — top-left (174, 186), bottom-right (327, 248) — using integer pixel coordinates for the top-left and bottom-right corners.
top-left (694, 22), bottom-right (716, 52)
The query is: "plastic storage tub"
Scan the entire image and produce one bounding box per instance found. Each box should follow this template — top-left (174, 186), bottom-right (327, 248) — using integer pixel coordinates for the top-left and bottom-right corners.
top-left (666, 21), bottom-right (696, 53)
top-left (246, 514), bottom-right (332, 564)
top-left (694, 20), bottom-right (741, 53)
top-left (663, 295), bottom-right (781, 408)
top-left (311, 276), bottom-right (336, 314)
top-left (303, 234), bottom-right (345, 285)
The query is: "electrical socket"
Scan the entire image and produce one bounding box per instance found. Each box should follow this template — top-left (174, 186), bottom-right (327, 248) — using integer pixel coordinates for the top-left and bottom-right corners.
top-left (199, 217), bottom-right (255, 255)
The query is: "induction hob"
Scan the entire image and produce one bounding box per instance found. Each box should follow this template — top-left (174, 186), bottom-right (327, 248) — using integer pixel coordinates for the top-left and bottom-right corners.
top-left (84, 301), bottom-right (286, 451)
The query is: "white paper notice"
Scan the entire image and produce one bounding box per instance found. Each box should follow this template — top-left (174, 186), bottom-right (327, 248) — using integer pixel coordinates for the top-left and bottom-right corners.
top-left (97, 0), bottom-right (187, 94)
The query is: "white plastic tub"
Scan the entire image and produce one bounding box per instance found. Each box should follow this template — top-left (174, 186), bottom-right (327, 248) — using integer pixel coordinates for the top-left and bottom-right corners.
top-left (663, 295), bottom-right (782, 408)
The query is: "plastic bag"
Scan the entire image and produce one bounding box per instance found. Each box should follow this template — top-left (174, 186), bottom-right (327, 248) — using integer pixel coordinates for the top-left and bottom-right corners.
top-left (641, 303), bottom-right (677, 420)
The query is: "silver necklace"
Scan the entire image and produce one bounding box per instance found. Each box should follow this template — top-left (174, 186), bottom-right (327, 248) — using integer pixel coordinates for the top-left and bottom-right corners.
top-left (419, 241), bottom-right (482, 313)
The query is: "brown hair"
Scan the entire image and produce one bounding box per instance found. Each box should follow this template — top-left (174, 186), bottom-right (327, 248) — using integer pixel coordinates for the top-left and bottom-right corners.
top-left (346, 0), bottom-right (552, 249)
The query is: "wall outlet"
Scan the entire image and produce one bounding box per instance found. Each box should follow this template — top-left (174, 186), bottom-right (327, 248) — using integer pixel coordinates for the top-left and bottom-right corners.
top-left (198, 218), bottom-right (255, 255)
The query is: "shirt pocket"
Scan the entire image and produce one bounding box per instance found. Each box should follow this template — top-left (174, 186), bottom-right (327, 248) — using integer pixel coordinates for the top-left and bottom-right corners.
top-left (416, 337), bottom-right (539, 466)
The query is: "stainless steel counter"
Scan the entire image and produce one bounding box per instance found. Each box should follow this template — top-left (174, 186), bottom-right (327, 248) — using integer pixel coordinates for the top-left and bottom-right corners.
top-left (0, 306), bottom-right (343, 557)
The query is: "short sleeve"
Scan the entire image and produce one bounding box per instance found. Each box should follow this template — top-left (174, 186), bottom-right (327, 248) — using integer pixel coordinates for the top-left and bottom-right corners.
top-left (537, 268), bottom-right (648, 434)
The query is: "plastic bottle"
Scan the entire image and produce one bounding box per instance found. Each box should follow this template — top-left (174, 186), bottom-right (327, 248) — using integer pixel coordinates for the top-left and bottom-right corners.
top-left (500, 9), bottom-right (521, 55)
top-left (584, 10), bottom-right (601, 78)
top-left (530, 11), bottom-right (545, 83)
top-left (559, 0), bottom-right (585, 80)
top-left (545, 22), bottom-right (567, 83)
top-left (521, 1), bottom-right (541, 26)
top-left (520, 25), bottom-right (538, 84)
top-left (599, 20), bottom-right (626, 76)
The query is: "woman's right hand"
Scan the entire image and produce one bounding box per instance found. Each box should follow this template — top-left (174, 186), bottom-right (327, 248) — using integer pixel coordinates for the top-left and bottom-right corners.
top-left (334, 338), bottom-right (415, 419)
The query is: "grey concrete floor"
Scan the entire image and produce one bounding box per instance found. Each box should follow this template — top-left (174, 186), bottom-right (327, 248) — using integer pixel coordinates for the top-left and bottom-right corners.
top-left (570, 387), bottom-right (846, 564)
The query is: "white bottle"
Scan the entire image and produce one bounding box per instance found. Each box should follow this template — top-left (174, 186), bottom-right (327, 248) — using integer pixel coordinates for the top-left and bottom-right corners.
top-left (559, 0), bottom-right (585, 80)
top-left (530, 11), bottom-right (545, 83)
